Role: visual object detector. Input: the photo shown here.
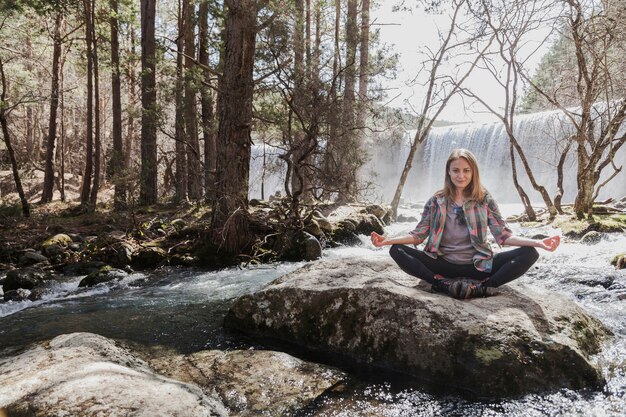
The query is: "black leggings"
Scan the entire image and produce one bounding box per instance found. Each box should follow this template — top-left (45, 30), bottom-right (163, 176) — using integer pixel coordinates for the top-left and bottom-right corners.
top-left (389, 244), bottom-right (539, 288)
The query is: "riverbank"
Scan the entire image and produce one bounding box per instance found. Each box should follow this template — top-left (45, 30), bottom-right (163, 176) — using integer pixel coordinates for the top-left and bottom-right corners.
top-left (0, 219), bottom-right (625, 415)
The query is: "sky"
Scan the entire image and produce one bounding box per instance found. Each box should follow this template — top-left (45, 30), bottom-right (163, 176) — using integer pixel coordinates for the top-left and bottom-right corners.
top-left (371, 2), bottom-right (555, 124)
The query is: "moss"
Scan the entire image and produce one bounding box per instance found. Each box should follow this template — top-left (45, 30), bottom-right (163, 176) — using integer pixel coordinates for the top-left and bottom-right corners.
top-left (553, 214), bottom-right (625, 237)
top-left (474, 347), bottom-right (504, 365)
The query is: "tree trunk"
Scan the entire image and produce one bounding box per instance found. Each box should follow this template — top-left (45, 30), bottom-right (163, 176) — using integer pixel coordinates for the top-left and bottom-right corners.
top-left (0, 58), bottom-right (30, 216)
top-left (139, 0), bottom-right (158, 205)
top-left (290, 0), bottom-right (309, 200)
top-left (184, 0), bottom-right (202, 199)
top-left (211, 0), bottom-right (258, 255)
top-left (174, 0), bottom-right (188, 201)
top-left (554, 142), bottom-right (570, 214)
top-left (198, 0), bottom-right (216, 202)
top-left (323, 0), bottom-right (341, 200)
top-left (124, 27), bottom-right (137, 171)
top-left (338, 0), bottom-right (359, 201)
top-left (80, 0), bottom-right (94, 205)
top-left (110, 0), bottom-right (126, 210)
top-left (357, 0), bottom-right (370, 129)
top-left (509, 143), bottom-right (536, 220)
top-left (59, 45), bottom-right (66, 202)
top-left (25, 37), bottom-right (34, 157)
top-left (41, 10), bottom-right (63, 203)
top-left (89, 0), bottom-right (101, 209)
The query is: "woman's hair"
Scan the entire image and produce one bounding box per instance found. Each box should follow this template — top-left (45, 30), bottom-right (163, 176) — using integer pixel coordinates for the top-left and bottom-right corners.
top-left (440, 148), bottom-right (485, 202)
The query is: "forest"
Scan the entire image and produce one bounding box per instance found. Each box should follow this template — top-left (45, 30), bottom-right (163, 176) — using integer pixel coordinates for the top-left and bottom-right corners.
top-left (0, 0), bottom-right (625, 263)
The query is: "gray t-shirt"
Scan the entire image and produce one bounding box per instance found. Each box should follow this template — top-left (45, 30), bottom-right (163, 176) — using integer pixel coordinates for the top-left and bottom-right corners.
top-left (440, 201), bottom-right (477, 265)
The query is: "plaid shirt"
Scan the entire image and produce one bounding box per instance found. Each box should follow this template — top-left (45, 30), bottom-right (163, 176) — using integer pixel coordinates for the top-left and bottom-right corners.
top-left (409, 192), bottom-right (512, 272)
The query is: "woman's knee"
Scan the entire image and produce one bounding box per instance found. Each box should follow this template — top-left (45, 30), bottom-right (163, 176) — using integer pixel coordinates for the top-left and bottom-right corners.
top-left (389, 244), bottom-right (404, 259)
top-left (521, 246), bottom-right (539, 263)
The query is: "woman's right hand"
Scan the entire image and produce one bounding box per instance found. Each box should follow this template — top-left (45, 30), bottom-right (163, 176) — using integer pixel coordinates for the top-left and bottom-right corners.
top-left (371, 232), bottom-right (387, 247)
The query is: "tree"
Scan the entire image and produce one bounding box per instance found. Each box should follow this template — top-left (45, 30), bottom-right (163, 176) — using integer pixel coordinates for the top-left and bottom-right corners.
top-left (40, 9), bottom-right (63, 203)
top-left (80, 0), bottom-right (95, 205)
top-left (458, 0), bottom-right (559, 219)
top-left (0, 55), bottom-right (30, 217)
top-left (211, 0), bottom-right (268, 254)
top-left (174, 0), bottom-right (188, 202)
top-left (184, 0), bottom-right (202, 199)
top-left (390, 0), bottom-right (494, 218)
top-left (110, 0), bottom-right (126, 209)
top-left (139, 0), bottom-right (157, 205)
top-left (356, 0), bottom-right (370, 128)
top-left (521, 0), bottom-right (626, 218)
top-left (198, 0), bottom-right (216, 202)
top-left (88, 0), bottom-right (102, 208)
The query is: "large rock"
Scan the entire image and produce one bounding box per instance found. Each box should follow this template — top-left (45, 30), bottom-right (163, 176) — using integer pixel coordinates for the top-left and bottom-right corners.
top-left (78, 266), bottom-right (129, 287)
top-left (41, 233), bottom-right (73, 257)
top-left (0, 333), bottom-right (343, 417)
top-left (225, 257), bottom-right (611, 397)
top-left (148, 349), bottom-right (345, 416)
top-left (0, 333), bottom-right (228, 417)
top-left (3, 267), bottom-right (55, 292)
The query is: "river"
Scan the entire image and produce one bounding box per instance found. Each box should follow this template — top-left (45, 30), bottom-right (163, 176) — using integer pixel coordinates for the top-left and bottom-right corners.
top-left (1, 205), bottom-right (624, 416)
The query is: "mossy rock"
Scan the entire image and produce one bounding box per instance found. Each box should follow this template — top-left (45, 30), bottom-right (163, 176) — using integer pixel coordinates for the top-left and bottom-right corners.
top-left (78, 266), bottom-right (128, 287)
top-left (131, 247), bottom-right (167, 270)
top-left (304, 219), bottom-right (323, 237)
top-left (554, 215), bottom-right (625, 238)
top-left (42, 234), bottom-right (73, 250)
top-left (193, 241), bottom-right (239, 268)
top-left (87, 241), bottom-right (134, 268)
top-left (580, 231), bottom-right (602, 245)
top-left (275, 231), bottom-right (322, 262)
top-left (41, 234), bottom-right (73, 257)
top-left (611, 253), bottom-right (626, 269)
top-left (354, 214), bottom-right (385, 236)
top-left (3, 267), bottom-right (55, 292)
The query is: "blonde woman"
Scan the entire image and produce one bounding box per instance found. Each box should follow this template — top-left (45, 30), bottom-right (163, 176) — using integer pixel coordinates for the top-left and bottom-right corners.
top-left (371, 148), bottom-right (560, 299)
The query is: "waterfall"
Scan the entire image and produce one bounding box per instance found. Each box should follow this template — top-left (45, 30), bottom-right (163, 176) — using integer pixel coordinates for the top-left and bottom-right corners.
top-left (250, 108), bottom-right (626, 204)
top-left (365, 108), bottom-right (626, 204)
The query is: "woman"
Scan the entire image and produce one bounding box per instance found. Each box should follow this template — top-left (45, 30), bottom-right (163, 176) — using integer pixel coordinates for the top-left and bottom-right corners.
top-left (371, 148), bottom-right (560, 299)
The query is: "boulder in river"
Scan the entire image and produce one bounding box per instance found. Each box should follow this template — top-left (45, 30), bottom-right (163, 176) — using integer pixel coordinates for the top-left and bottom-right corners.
top-left (0, 332), bottom-right (344, 417)
top-left (78, 266), bottom-right (129, 287)
top-left (131, 246), bottom-right (168, 270)
top-left (225, 257), bottom-right (612, 398)
top-left (0, 333), bottom-right (228, 417)
top-left (148, 349), bottom-right (345, 416)
top-left (3, 267), bottom-right (56, 292)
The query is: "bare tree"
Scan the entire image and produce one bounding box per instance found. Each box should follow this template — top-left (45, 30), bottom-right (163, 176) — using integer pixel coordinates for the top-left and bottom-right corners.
top-left (458, 0), bottom-right (560, 219)
top-left (390, 0), bottom-right (494, 218)
top-left (521, 0), bottom-right (626, 218)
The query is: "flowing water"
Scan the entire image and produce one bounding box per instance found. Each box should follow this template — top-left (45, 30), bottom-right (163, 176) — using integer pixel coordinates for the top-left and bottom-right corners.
top-left (1, 205), bottom-right (625, 416)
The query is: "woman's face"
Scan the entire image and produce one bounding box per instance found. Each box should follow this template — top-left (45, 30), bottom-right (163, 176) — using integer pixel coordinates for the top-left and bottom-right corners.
top-left (448, 158), bottom-right (473, 192)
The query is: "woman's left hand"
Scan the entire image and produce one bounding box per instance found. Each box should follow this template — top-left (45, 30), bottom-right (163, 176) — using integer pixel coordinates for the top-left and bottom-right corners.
top-left (540, 235), bottom-right (560, 252)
